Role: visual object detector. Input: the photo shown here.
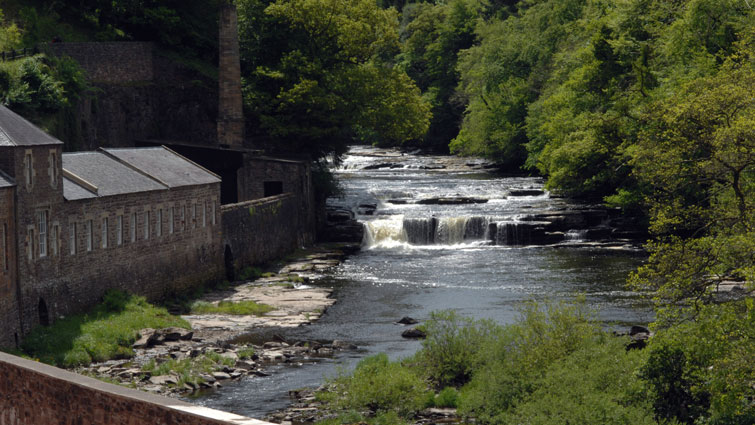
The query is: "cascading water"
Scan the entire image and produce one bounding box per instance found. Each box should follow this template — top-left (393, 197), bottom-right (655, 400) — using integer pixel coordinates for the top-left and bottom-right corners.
top-left (363, 216), bottom-right (492, 247)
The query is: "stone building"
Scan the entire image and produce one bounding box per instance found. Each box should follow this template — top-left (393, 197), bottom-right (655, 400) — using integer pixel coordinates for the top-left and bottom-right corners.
top-left (0, 105), bottom-right (223, 343)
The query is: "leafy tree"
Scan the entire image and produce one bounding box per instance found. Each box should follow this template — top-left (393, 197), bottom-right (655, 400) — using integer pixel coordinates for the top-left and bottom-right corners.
top-left (238, 0), bottom-right (430, 159)
top-left (398, 0), bottom-right (480, 151)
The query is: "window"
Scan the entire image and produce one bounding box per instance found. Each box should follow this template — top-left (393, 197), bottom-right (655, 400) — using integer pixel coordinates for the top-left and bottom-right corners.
top-left (69, 223), bottom-right (76, 255)
top-left (130, 213), bottom-right (136, 242)
top-left (116, 215), bottom-right (123, 246)
top-left (2, 223), bottom-right (8, 271)
top-left (181, 206), bottom-right (186, 231)
top-left (101, 217), bottom-right (108, 249)
top-left (211, 201), bottom-right (216, 225)
top-left (202, 201), bottom-right (207, 227)
top-left (192, 204), bottom-right (197, 228)
top-left (38, 211), bottom-right (47, 258)
top-left (86, 220), bottom-right (93, 252)
top-left (264, 181), bottom-right (283, 197)
top-left (51, 225), bottom-right (59, 256)
top-left (169, 207), bottom-right (174, 234)
top-left (49, 151), bottom-right (57, 187)
top-left (157, 209), bottom-right (162, 237)
top-left (27, 229), bottom-right (34, 260)
top-left (143, 211), bottom-right (150, 240)
top-left (24, 152), bottom-right (32, 188)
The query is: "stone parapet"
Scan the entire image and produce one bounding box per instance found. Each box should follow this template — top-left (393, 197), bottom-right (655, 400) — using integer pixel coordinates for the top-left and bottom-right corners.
top-left (0, 351), bottom-right (275, 425)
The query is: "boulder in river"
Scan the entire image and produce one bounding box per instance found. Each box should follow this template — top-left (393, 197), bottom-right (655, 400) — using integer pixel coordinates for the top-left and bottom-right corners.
top-left (402, 328), bottom-right (427, 339)
top-left (397, 317), bottom-right (419, 325)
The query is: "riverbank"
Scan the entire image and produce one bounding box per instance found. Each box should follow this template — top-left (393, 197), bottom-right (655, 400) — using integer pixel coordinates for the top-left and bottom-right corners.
top-left (69, 242), bottom-right (360, 398)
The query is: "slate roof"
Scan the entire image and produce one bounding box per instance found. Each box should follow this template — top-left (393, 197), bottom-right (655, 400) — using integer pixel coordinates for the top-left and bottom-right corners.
top-left (0, 170), bottom-right (15, 188)
top-left (62, 152), bottom-right (166, 199)
top-left (62, 177), bottom-right (97, 200)
top-left (103, 147), bottom-right (221, 188)
top-left (0, 105), bottom-right (63, 146)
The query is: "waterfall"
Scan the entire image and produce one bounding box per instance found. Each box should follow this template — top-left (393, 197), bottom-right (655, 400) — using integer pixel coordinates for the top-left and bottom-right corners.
top-left (565, 229), bottom-right (589, 242)
top-left (363, 216), bottom-right (407, 248)
top-left (403, 217), bottom-right (437, 245)
top-left (364, 215), bottom-right (491, 247)
top-left (491, 221), bottom-right (532, 245)
top-left (436, 217), bottom-right (467, 244)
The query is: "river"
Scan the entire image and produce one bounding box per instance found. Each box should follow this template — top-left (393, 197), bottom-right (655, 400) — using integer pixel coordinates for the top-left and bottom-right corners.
top-left (191, 146), bottom-right (652, 418)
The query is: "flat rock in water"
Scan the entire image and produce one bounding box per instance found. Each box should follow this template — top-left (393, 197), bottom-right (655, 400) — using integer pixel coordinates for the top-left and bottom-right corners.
top-left (509, 189), bottom-right (545, 196)
top-left (417, 197), bottom-right (488, 205)
top-left (149, 375), bottom-right (177, 386)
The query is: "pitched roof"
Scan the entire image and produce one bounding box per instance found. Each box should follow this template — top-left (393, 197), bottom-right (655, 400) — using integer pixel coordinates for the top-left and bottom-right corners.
top-left (62, 177), bottom-right (97, 200)
top-left (0, 170), bottom-right (15, 188)
top-left (102, 147), bottom-right (221, 188)
top-left (0, 105), bottom-right (63, 146)
top-left (62, 152), bottom-right (166, 199)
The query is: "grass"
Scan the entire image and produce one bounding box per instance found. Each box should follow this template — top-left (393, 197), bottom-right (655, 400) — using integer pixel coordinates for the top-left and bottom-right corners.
top-left (190, 300), bottom-right (275, 316)
top-left (20, 291), bottom-right (189, 367)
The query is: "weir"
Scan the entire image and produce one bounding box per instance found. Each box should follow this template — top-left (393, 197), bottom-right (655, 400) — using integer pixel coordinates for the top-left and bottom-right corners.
top-left (363, 216), bottom-right (493, 247)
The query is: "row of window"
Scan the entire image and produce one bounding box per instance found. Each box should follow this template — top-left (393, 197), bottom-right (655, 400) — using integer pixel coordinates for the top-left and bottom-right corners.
top-left (28, 200), bottom-right (217, 260)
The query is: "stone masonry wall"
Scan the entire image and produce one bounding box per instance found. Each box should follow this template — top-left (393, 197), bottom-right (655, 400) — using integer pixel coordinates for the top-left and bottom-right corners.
top-left (237, 157), bottom-right (316, 246)
top-left (47, 42), bottom-right (154, 84)
top-left (0, 351), bottom-right (274, 425)
top-left (18, 182), bottom-right (223, 334)
top-left (0, 187), bottom-right (20, 348)
top-left (221, 194), bottom-right (300, 272)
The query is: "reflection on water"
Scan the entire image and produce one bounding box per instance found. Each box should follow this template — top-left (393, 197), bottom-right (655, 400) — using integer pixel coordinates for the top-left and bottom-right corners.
top-left (191, 147), bottom-right (652, 418)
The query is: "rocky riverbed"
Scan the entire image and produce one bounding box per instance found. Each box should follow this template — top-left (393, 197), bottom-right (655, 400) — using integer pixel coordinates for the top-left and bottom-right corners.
top-left (75, 243), bottom-right (360, 398)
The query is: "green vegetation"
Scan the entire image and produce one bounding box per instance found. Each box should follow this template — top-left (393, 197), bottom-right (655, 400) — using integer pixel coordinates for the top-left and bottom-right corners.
top-left (316, 300), bottom-right (754, 424)
top-left (237, 0), bottom-right (431, 159)
top-left (140, 349), bottom-right (243, 389)
top-left (190, 300), bottom-right (275, 316)
top-left (20, 290), bottom-right (189, 367)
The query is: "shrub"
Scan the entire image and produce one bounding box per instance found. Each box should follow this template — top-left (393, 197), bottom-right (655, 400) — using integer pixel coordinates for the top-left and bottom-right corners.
top-left (328, 353), bottom-right (431, 417)
top-left (417, 309), bottom-right (501, 388)
top-left (433, 386), bottom-right (460, 408)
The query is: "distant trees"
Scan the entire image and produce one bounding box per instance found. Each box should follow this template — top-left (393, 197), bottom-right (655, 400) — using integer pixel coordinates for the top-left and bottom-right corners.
top-left (237, 0), bottom-right (430, 159)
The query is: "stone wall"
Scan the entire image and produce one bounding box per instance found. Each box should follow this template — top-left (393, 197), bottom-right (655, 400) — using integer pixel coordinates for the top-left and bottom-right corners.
top-left (47, 42), bottom-right (154, 84)
top-left (47, 42), bottom-right (219, 151)
top-left (237, 157), bottom-right (316, 246)
top-left (221, 194), bottom-right (301, 274)
top-left (0, 351), bottom-right (274, 425)
top-left (0, 187), bottom-right (21, 348)
top-left (18, 183), bottom-right (223, 334)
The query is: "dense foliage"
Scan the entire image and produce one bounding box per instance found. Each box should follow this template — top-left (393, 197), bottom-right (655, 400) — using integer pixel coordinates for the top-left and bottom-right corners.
top-left (237, 0), bottom-right (430, 159)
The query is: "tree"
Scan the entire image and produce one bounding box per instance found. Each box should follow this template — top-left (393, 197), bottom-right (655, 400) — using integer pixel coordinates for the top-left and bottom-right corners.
top-left (629, 33), bottom-right (755, 321)
top-left (239, 0), bottom-right (430, 159)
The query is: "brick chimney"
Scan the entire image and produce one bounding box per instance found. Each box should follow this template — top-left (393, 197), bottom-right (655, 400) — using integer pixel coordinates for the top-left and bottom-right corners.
top-left (218, 0), bottom-right (244, 148)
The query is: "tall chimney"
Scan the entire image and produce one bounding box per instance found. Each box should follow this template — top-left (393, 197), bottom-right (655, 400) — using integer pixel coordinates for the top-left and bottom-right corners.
top-left (218, 0), bottom-right (244, 148)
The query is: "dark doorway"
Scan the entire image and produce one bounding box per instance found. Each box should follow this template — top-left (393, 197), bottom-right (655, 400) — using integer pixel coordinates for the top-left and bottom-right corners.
top-left (224, 245), bottom-right (235, 281)
top-left (264, 181), bottom-right (283, 197)
top-left (38, 298), bottom-right (49, 326)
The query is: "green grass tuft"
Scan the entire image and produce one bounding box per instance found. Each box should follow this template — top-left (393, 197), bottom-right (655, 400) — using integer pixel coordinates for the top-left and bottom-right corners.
top-left (20, 291), bottom-right (189, 367)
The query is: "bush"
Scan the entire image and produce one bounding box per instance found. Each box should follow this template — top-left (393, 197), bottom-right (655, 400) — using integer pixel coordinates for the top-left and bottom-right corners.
top-left (328, 353), bottom-right (431, 417)
top-left (433, 386), bottom-right (460, 408)
top-left (417, 310), bottom-right (501, 388)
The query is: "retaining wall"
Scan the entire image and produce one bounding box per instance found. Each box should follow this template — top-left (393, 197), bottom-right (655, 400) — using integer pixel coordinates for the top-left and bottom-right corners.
top-left (222, 194), bottom-right (300, 273)
top-left (0, 351), bottom-right (274, 425)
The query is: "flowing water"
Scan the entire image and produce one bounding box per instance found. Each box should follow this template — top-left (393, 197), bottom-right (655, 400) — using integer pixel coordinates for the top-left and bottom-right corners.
top-left (192, 146), bottom-right (652, 418)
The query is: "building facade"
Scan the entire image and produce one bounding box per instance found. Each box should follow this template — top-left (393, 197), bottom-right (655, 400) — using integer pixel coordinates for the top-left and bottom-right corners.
top-left (0, 105), bottom-right (223, 343)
